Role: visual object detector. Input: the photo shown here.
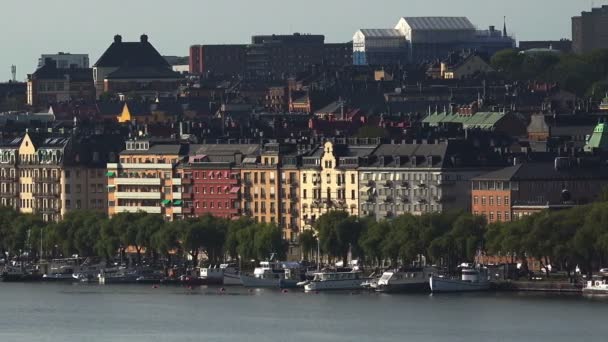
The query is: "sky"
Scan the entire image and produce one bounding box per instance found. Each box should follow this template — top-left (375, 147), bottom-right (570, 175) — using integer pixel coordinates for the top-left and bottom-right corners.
top-left (0, 0), bottom-right (599, 81)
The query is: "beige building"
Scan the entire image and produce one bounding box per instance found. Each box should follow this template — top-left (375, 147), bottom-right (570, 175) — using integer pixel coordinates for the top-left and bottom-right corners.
top-left (107, 140), bottom-right (186, 220)
top-left (0, 132), bottom-right (113, 221)
top-left (299, 141), bottom-right (374, 230)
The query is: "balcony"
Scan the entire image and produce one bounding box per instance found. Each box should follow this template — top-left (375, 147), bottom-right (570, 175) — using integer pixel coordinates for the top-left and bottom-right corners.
top-left (33, 176), bottom-right (60, 183)
top-left (115, 178), bottom-right (161, 186)
top-left (115, 206), bottom-right (162, 214)
top-left (181, 193), bottom-right (193, 200)
top-left (32, 191), bottom-right (60, 198)
top-left (0, 191), bottom-right (18, 198)
top-left (114, 192), bottom-right (162, 200)
top-left (172, 178), bottom-right (182, 185)
top-left (181, 178), bottom-right (193, 185)
top-left (0, 176), bottom-right (16, 182)
top-left (173, 207), bottom-right (183, 214)
top-left (37, 207), bottom-right (60, 214)
top-left (173, 193), bottom-right (183, 200)
top-left (108, 163), bottom-right (172, 170)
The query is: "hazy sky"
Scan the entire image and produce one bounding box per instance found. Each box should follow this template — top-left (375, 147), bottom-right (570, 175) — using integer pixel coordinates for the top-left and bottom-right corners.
top-left (0, 0), bottom-right (598, 81)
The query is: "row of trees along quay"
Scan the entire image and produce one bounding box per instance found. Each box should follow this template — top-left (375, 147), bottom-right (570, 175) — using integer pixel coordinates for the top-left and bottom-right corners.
top-left (1, 202), bottom-right (608, 278)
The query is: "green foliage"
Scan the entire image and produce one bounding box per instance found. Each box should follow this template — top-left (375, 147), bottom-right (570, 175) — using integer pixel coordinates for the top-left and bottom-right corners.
top-left (298, 229), bottom-right (316, 261)
top-left (491, 48), bottom-right (608, 96)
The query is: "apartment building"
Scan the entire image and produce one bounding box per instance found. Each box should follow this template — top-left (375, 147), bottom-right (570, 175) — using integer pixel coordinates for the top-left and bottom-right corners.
top-left (107, 140), bottom-right (186, 220)
top-left (179, 144), bottom-right (259, 219)
top-left (0, 132), bottom-right (117, 221)
top-left (299, 141), bottom-right (372, 230)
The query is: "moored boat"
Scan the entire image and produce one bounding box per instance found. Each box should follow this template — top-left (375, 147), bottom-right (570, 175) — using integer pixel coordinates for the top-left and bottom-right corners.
top-left (303, 270), bottom-right (370, 292)
top-left (583, 279), bottom-right (608, 295)
top-left (430, 267), bottom-right (490, 293)
top-left (375, 267), bottom-right (437, 293)
top-left (1, 264), bottom-right (43, 282)
top-left (240, 261), bottom-right (303, 288)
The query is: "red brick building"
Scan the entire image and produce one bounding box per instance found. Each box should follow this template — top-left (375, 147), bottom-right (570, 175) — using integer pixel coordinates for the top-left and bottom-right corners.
top-left (178, 144), bottom-right (260, 219)
top-left (471, 158), bottom-right (608, 223)
top-left (189, 45), bottom-right (247, 76)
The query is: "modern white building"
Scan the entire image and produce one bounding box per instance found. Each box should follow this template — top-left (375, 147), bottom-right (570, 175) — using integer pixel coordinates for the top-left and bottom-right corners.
top-left (38, 53), bottom-right (89, 69)
top-left (354, 17), bottom-right (514, 65)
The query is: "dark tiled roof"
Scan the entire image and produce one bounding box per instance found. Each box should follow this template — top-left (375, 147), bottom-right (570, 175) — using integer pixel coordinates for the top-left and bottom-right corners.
top-left (30, 64), bottom-right (93, 82)
top-left (94, 39), bottom-right (170, 68)
top-left (474, 162), bottom-right (608, 181)
top-left (105, 66), bottom-right (181, 80)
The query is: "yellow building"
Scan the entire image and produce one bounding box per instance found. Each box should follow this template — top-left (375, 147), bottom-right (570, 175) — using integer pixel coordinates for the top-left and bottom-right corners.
top-left (107, 139), bottom-right (185, 220)
top-left (299, 141), bottom-right (374, 230)
top-left (0, 132), bottom-right (113, 221)
top-left (441, 54), bottom-right (493, 80)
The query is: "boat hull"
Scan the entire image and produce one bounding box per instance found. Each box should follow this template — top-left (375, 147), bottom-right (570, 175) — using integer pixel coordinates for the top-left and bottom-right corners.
top-left (1, 273), bottom-right (43, 282)
top-left (240, 274), bottom-right (280, 288)
top-left (223, 273), bottom-right (242, 286)
top-left (430, 276), bottom-right (490, 293)
top-left (376, 281), bottom-right (430, 293)
top-left (304, 278), bottom-right (369, 292)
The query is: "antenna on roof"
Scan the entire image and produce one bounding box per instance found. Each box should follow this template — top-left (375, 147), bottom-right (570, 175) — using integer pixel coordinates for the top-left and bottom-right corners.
top-left (10, 65), bottom-right (16, 82)
top-left (503, 16), bottom-right (507, 37)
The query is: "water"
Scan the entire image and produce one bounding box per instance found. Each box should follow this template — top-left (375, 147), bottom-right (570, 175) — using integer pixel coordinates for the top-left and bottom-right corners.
top-left (0, 283), bottom-right (607, 342)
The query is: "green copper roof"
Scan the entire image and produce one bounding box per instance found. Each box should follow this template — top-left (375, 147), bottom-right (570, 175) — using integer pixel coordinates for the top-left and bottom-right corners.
top-left (422, 111), bottom-right (506, 129)
top-left (585, 122), bottom-right (608, 152)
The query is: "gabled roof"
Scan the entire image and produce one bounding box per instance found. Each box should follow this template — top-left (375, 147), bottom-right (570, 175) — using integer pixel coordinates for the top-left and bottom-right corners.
top-left (105, 66), bottom-right (181, 80)
top-left (399, 17), bottom-right (475, 31)
top-left (93, 35), bottom-right (170, 68)
top-left (422, 111), bottom-right (508, 129)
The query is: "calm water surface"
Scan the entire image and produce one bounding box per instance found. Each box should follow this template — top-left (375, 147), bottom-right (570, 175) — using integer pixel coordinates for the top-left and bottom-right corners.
top-left (0, 282), bottom-right (607, 342)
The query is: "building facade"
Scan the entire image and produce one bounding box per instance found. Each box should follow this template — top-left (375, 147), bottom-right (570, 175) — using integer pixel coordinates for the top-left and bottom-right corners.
top-left (27, 63), bottom-right (95, 107)
top-left (299, 141), bottom-right (369, 230)
top-left (0, 133), bottom-right (114, 221)
top-left (107, 140), bottom-right (185, 220)
top-left (572, 5), bottom-right (608, 54)
top-left (471, 159), bottom-right (608, 223)
top-left (189, 44), bottom-right (247, 76)
top-left (38, 53), bottom-right (89, 69)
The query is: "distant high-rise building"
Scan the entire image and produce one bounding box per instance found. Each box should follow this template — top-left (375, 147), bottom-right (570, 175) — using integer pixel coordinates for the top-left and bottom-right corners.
top-left (38, 53), bottom-right (89, 69)
top-left (572, 5), bottom-right (608, 54)
top-left (246, 33), bottom-right (325, 79)
top-left (189, 45), bottom-right (247, 76)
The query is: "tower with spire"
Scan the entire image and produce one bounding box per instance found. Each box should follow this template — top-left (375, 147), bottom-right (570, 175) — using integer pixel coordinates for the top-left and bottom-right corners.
top-left (503, 16), bottom-right (508, 37)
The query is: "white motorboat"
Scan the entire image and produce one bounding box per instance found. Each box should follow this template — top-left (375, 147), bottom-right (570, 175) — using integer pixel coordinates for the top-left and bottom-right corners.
top-left (200, 263), bottom-right (241, 285)
top-left (375, 267), bottom-right (437, 293)
top-left (430, 267), bottom-right (491, 293)
top-left (583, 279), bottom-right (608, 295)
top-left (303, 270), bottom-right (370, 292)
top-left (240, 261), bottom-right (302, 288)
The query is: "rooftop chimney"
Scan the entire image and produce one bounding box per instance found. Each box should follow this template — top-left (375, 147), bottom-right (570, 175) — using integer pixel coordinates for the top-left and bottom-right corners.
top-left (114, 35), bottom-right (122, 43)
top-left (141, 34), bottom-right (149, 43)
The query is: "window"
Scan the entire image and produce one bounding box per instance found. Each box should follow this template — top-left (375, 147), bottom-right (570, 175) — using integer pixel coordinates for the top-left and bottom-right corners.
top-left (481, 196), bottom-right (486, 205)
top-left (351, 174), bottom-right (355, 184)
top-left (76, 184), bottom-right (82, 193)
top-left (489, 196), bottom-right (494, 206)
top-left (504, 196), bottom-right (510, 205)
top-left (489, 212), bottom-right (494, 221)
top-left (473, 196), bottom-right (478, 205)
top-left (497, 196), bottom-right (502, 206)
top-left (505, 212), bottom-right (510, 221)
top-left (303, 189), bottom-right (307, 199)
top-left (497, 212), bottom-right (502, 221)
top-left (303, 174), bottom-right (307, 184)
top-left (351, 190), bottom-right (355, 200)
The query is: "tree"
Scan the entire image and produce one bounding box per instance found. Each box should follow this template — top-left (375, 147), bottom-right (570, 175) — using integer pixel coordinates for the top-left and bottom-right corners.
top-left (299, 229), bottom-right (316, 261)
top-left (490, 49), bottom-right (524, 79)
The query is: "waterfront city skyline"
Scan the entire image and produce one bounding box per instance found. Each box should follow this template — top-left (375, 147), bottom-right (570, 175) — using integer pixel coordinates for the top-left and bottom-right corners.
top-left (0, 0), bottom-right (598, 80)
